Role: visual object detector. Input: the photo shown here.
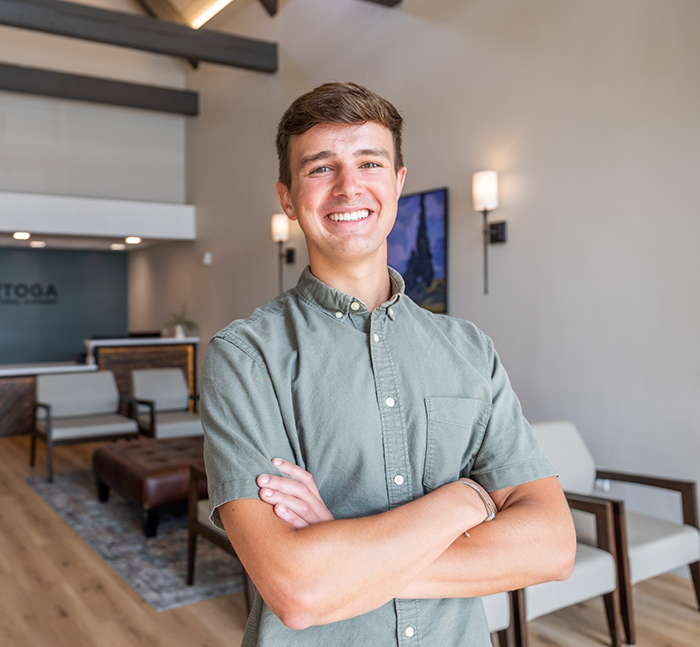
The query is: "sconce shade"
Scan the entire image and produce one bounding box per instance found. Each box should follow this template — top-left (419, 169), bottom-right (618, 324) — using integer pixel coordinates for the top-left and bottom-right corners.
top-left (271, 213), bottom-right (290, 243)
top-left (472, 171), bottom-right (499, 211)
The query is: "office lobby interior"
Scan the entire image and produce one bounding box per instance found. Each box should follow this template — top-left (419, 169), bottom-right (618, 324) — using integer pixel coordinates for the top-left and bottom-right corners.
top-left (0, 1), bottom-right (699, 646)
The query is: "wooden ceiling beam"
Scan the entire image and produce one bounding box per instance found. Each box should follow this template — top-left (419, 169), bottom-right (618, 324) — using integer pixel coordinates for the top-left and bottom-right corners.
top-left (360, 0), bottom-right (402, 6)
top-left (258, 0), bottom-right (277, 16)
top-left (135, 0), bottom-right (187, 25)
top-left (0, 61), bottom-right (199, 115)
top-left (0, 0), bottom-right (277, 73)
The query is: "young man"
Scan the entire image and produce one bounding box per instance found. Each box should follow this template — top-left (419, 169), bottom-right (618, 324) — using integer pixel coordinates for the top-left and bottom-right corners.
top-left (201, 82), bottom-right (576, 646)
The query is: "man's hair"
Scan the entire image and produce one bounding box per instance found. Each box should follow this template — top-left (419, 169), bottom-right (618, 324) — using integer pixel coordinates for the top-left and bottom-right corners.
top-left (276, 81), bottom-right (404, 187)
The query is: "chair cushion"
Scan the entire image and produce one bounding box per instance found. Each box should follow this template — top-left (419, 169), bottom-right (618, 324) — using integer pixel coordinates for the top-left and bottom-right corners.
top-left (132, 368), bottom-right (190, 412)
top-left (573, 509), bottom-right (700, 584)
top-left (196, 499), bottom-right (228, 539)
top-left (138, 411), bottom-right (203, 439)
top-left (37, 371), bottom-right (120, 418)
top-left (481, 591), bottom-right (510, 634)
top-left (525, 543), bottom-right (616, 620)
top-left (530, 421), bottom-right (596, 495)
top-left (36, 414), bottom-right (138, 440)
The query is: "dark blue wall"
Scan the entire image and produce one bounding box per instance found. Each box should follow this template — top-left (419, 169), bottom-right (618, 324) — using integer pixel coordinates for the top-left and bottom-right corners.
top-left (0, 248), bottom-right (128, 364)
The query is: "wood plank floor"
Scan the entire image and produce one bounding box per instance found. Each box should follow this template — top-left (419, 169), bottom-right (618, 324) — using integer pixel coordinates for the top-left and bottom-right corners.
top-left (1, 435), bottom-right (698, 647)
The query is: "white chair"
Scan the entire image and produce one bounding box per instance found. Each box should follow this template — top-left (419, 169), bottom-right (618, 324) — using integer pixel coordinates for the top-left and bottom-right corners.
top-left (532, 420), bottom-right (700, 645)
top-left (131, 368), bottom-right (203, 438)
top-left (482, 591), bottom-right (515, 647)
top-left (31, 370), bottom-right (139, 482)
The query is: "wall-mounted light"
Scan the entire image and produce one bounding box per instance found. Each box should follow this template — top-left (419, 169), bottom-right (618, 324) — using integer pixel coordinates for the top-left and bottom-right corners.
top-left (29, 240), bottom-right (46, 248)
top-left (191, 0), bottom-right (235, 29)
top-left (271, 213), bottom-right (295, 294)
top-left (472, 171), bottom-right (507, 294)
top-left (13, 232), bottom-right (30, 240)
top-left (110, 243), bottom-right (126, 251)
top-left (125, 236), bottom-right (141, 245)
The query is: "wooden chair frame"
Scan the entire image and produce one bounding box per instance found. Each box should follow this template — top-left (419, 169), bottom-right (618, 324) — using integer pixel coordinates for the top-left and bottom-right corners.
top-left (511, 494), bottom-right (623, 647)
top-left (187, 464), bottom-right (255, 614)
top-left (132, 394), bottom-right (199, 437)
top-left (595, 468), bottom-right (700, 645)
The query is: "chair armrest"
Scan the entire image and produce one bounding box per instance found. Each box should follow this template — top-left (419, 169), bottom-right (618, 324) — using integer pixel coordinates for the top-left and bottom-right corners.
top-left (188, 464), bottom-right (209, 527)
top-left (34, 401), bottom-right (51, 422)
top-left (596, 469), bottom-right (699, 529)
top-left (131, 398), bottom-right (156, 435)
top-left (565, 492), bottom-right (619, 556)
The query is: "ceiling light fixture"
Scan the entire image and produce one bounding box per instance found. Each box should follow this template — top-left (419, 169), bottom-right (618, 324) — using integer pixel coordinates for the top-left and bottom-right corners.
top-left (29, 240), bottom-right (47, 248)
top-left (125, 236), bottom-right (142, 245)
top-left (110, 243), bottom-right (127, 251)
top-left (191, 0), bottom-right (235, 29)
top-left (13, 231), bottom-right (30, 240)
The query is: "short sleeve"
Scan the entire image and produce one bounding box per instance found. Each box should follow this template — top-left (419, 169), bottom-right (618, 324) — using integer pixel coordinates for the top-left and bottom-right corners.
top-left (469, 343), bottom-right (555, 492)
top-left (200, 335), bottom-right (295, 529)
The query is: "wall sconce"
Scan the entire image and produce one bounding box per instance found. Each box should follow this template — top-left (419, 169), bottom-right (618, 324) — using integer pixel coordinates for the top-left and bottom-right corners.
top-left (271, 213), bottom-right (296, 293)
top-left (472, 171), bottom-right (507, 294)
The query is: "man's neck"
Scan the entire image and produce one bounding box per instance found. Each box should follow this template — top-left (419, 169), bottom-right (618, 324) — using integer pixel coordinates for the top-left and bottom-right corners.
top-left (308, 254), bottom-right (392, 313)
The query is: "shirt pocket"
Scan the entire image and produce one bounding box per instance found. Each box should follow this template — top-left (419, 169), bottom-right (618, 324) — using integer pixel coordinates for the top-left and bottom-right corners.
top-left (423, 397), bottom-right (492, 492)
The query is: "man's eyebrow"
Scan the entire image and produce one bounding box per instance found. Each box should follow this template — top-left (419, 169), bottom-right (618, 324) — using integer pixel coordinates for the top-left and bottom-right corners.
top-left (299, 150), bottom-right (334, 169)
top-left (355, 147), bottom-right (391, 160)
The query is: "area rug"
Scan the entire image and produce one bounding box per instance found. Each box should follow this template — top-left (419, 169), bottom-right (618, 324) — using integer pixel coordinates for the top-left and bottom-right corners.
top-left (25, 470), bottom-right (244, 612)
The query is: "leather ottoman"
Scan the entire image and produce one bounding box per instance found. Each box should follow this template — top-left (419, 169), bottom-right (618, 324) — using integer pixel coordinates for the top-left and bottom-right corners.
top-left (92, 436), bottom-right (206, 537)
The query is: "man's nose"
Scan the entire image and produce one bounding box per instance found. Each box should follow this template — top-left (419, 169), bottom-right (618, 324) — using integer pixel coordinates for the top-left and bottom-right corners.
top-left (333, 166), bottom-right (363, 198)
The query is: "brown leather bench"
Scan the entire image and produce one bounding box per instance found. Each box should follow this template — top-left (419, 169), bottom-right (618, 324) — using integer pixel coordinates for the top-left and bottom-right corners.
top-left (92, 437), bottom-right (206, 537)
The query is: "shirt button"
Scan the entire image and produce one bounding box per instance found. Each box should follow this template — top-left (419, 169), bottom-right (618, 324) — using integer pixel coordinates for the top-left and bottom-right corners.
top-left (350, 301), bottom-right (360, 311)
top-left (388, 308), bottom-right (394, 317)
top-left (373, 333), bottom-right (379, 342)
top-left (394, 474), bottom-right (404, 485)
top-left (405, 626), bottom-right (415, 638)
top-left (385, 397), bottom-right (395, 407)
top-left (335, 311), bottom-right (343, 319)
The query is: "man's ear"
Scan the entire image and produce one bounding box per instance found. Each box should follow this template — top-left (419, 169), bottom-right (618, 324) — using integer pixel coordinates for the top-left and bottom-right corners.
top-left (395, 167), bottom-right (407, 200)
top-left (276, 181), bottom-right (297, 221)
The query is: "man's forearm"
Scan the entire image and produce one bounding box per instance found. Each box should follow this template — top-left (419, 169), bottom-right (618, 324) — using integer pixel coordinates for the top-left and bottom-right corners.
top-left (220, 480), bottom-right (485, 629)
top-left (397, 476), bottom-right (576, 599)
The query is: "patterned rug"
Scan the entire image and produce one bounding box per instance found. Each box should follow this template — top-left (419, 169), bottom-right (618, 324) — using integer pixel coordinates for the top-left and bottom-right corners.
top-left (25, 470), bottom-right (244, 612)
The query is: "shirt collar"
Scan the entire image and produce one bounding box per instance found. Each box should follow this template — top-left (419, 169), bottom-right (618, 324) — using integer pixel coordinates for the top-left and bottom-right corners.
top-left (293, 266), bottom-right (405, 319)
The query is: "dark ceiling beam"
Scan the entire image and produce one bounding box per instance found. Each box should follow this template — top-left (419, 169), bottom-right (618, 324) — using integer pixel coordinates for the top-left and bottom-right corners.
top-left (0, 0), bottom-right (277, 73)
top-left (258, 0), bottom-right (277, 16)
top-left (0, 61), bottom-right (199, 115)
top-left (360, 0), bottom-right (402, 6)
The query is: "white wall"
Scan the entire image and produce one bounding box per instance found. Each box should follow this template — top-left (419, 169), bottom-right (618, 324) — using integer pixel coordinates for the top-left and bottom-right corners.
top-left (0, 0), bottom-right (187, 202)
top-left (130, 0), bottom-right (700, 531)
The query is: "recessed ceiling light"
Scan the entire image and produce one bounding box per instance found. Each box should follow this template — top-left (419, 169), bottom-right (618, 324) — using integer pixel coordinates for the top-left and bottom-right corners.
top-left (29, 240), bottom-right (47, 248)
top-left (110, 243), bottom-right (127, 251)
top-left (125, 236), bottom-right (141, 245)
top-left (13, 232), bottom-right (30, 240)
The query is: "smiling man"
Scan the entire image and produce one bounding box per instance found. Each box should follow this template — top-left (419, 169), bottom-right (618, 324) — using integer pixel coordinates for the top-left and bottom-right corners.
top-left (201, 82), bottom-right (576, 647)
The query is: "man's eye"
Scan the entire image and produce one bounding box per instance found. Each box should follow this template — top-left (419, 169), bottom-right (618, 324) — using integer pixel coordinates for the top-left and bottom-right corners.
top-left (362, 162), bottom-right (381, 168)
top-left (310, 165), bottom-right (331, 174)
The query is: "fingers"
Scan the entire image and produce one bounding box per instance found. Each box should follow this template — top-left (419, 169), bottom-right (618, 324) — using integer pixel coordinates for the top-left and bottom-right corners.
top-left (273, 503), bottom-right (309, 529)
top-left (258, 482), bottom-right (326, 524)
top-left (271, 458), bottom-right (322, 498)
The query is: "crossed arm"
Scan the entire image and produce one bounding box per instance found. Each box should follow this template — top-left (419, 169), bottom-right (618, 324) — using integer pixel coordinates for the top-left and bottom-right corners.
top-left (218, 459), bottom-right (576, 630)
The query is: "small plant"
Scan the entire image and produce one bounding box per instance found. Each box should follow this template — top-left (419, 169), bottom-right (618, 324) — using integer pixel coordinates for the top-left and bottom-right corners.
top-left (164, 304), bottom-right (198, 335)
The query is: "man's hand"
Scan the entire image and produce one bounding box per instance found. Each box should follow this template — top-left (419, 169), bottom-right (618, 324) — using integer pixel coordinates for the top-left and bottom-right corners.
top-left (256, 458), bottom-right (334, 528)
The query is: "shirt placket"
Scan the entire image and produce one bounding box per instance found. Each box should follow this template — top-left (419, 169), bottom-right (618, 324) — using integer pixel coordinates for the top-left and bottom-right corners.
top-left (369, 305), bottom-right (423, 647)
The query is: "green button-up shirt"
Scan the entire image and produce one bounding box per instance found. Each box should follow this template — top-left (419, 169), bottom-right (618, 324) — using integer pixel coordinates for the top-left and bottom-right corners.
top-left (201, 266), bottom-right (554, 647)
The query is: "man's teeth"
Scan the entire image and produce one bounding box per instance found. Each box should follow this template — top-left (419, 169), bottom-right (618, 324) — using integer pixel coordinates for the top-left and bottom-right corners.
top-left (328, 209), bottom-right (370, 222)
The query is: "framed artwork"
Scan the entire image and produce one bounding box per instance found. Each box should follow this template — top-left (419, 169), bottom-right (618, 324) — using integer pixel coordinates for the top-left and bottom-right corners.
top-left (387, 187), bottom-right (448, 313)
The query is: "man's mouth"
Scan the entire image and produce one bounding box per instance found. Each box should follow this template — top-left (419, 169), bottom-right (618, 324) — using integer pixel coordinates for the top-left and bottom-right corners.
top-left (327, 209), bottom-right (370, 222)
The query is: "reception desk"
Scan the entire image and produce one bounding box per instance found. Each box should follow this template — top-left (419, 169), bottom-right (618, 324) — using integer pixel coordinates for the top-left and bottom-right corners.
top-left (0, 337), bottom-right (198, 437)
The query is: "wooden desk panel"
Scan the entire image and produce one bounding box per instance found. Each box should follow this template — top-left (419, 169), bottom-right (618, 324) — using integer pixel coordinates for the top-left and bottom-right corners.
top-left (0, 376), bottom-right (35, 437)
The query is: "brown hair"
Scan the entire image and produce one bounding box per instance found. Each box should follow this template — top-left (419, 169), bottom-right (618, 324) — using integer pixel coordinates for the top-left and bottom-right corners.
top-left (276, 81), bottom-right (404, 187)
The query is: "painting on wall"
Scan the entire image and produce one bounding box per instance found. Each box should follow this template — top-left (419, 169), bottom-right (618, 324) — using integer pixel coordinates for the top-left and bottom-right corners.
top-left (387, 187), bottom-right (448, 313)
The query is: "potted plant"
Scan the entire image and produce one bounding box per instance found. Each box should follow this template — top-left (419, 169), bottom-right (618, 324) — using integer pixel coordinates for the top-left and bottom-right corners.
top-left (164, 304), bottom-right (198, 339)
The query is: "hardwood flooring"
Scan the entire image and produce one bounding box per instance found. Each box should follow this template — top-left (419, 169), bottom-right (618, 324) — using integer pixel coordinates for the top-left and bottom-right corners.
top-left (1, 435), bottom-right (698, 647)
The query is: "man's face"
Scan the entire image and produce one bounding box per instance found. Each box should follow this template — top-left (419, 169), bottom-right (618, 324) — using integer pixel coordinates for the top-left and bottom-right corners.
top-left (277, 122), bottom-right (406, 270)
